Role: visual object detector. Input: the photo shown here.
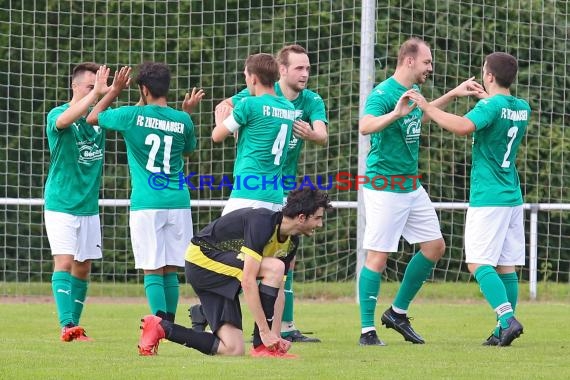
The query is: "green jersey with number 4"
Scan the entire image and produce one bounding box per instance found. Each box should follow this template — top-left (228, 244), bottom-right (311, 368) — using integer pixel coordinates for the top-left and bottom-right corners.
top-left (232, 84), bottom-right (328, 193)
top-left (44, 103), bottom-right (106, 215)
top-left (97, 105), bottom-right (196, 210)
top-left (465, 94), bottom-right (530, 207)
top-left (225, 94), bottom-right (295, 203)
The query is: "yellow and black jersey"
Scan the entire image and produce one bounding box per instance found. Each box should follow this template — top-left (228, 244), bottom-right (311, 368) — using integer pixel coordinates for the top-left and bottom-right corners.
top-left (187, 207), bottom-right (298, 276)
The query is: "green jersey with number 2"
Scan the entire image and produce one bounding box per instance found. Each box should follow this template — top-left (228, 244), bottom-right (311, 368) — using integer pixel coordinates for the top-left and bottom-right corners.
top-left (465, 94), bottom-right (530, 206)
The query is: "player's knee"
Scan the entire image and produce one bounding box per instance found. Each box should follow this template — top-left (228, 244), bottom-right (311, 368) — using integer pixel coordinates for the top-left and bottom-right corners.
top-left (261, 257), bottom-right (285, 282)
top-left (365, 251), bottom-right (388, 272)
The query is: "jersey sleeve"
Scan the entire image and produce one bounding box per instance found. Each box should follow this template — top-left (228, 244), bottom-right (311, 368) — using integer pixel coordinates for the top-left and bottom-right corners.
top-left (231, 87), bottom-right (251, 105)
top-left (282, 236), bottom-right (299, 274)
top-left (230, 98), bottom-right (248, 130)
top-left (97, 107), bottom-right (134, 132)
top-left (183, 116), bottom-right (197, 154)
top-left (240, 216), bottom-right (274, 262)
top-left (465, 99), bottom-right (499, 131)
top-left (363, 88), bottom-right (390, 117)
top-left (46, 106), bottom-right (64, 134)
top-left (307, 93), bottom-right (328, 125)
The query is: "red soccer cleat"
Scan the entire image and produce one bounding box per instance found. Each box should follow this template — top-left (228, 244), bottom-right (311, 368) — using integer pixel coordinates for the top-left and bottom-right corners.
top-left (138, 315), bottom-right (165, 356)
top-left (60, 325), bottom-right (85, 342)
top-left (250, 344), bottom-right (298, 359)
top-left (75, 331), bottom-right (94, 342)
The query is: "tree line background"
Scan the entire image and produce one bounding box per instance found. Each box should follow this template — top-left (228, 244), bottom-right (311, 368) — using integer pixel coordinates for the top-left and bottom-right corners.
top-left (1, 0), bottom-right (568, 285)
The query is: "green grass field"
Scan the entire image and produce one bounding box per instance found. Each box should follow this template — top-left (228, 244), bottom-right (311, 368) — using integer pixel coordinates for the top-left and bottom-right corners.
top-left (1, 283), bottom-right (569, 380)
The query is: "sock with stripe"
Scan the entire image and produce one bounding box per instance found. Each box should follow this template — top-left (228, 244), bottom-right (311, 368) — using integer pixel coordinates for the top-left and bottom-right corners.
top-left (70, 275), bottom-right (88, 325)
top-left (393, 251), bottom-right (434, 312)
top-left (52, 271), bottom-right (74, 327)
top-left (474, 265), bottom-right (513, 329)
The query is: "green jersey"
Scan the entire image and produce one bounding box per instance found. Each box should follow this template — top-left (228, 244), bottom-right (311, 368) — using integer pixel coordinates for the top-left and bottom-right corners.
top-left (225, 94), bottom-right (295, 203)
top-left (362, 77), bottom-right (423, 192)
top-left (232, 83), bottom-right (327, 192)
top-left (44, 103), bottom-right (105, 215)
top-left (465, 94), bottom-right (530, 206)
top-left (97, 105), bottom-right (196, 211)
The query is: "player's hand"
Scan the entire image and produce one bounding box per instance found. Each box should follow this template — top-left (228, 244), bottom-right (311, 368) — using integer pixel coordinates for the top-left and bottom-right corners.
top-left (259, 330), bottom-right (281, 351)
top-left (393, 89), bottom-right (418, 117)
top-left (292, 120), bottom-right (312, 140)
top-left (93, 65), bottom-right (111, 96)
top-left (214, 104), bottom-right (232, 126)
top-left (452, 76), bottom-right (487, 98)
top-left (276, 338), bottom-right (292, 353)
top-left (110, 66), bottom-right (132, 94)
top-left (182, 87), bottom-right (205, 114)
top-left (408, 90), bottom-right (429, 110)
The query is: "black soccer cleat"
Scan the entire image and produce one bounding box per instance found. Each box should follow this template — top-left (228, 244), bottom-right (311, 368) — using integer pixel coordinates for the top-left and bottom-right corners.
top-left (282, 330), bottom-right (321, 343)
top-left (498, 317), bottom-right (524, 347)
top-left (359, 330), bottom-right (386, 346)
top-left (381, 307), bottom-right (425, 344)
top-left (188, 304), bottom-right (208, 332)
top-left (482, 334), bottom-right (500, 346)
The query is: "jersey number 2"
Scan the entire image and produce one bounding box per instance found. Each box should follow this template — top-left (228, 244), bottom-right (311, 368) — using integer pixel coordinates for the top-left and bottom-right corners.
top-left (145, 134), bottom-right (173, 173)
top-left (271, 124), bottom-right (288, 165)
top-left (501, 127), bottom-right (518, 168)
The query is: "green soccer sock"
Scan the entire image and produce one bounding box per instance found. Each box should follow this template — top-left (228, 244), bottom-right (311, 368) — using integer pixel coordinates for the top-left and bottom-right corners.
top-left (144, 274), bottom-right (166, 315)
top-left (282, 269), bottom-right (294, 324)
top-left (499, 272), bottom-right (519, 312)
top-left (393, 251), bottom-right (434, 312)
top-left (474, 266), bottom-right (513, 328)
top-left (70, 275), bottom-right (88, 325)
top-left (52, 271), bottom-right (74, 327)
top-left (359, 266), bottom-right (381, 329)
top-left (163, 272), bottom-right (180, 316)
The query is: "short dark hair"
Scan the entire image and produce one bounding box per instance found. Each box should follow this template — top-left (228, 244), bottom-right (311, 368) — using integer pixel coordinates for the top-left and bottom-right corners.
top-left (72, 62), bottom-right (100, 81)
top-left (282, 188), bottom-right (333, 218)
top-left (276, 44), bottom-right (307, 67)
top-left (245, 53), bottom-right (279, 87)
top-left (485, 52), bottom-right (518, 88)
top-left (397, 37), bottom-right (429, 66)
top-left (135, 61), bottom-right (171, 98)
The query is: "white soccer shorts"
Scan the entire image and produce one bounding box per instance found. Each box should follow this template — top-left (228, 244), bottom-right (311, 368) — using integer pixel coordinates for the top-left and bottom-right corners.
top-left (221, 197), bottom-right (283, 216)
top-left (44, 210), bottom-right (102, 261)
top-left (129, 209), bottom-right (193, 270)
top-left (362, 186), bottom-right (442, 252)
top-left (465, 205), bottom-right (525, 266)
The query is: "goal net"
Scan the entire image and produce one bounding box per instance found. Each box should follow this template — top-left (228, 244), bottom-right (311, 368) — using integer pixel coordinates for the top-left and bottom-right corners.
top-left (1, 1), bottom-right (568, 295)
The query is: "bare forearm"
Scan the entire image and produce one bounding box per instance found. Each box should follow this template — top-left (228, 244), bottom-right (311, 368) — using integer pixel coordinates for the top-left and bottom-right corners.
top-left (359, 112), bottom-right (399, 135)
top-left (56, 92), bottom-right (99, 129)
top-left (242, 280), bottom-right (271, 335)
top-left (86, 89), bottom-right (120, 125)
top-left (271, 285), bottom-right (285, 336)
top-left (422, 105), bottom-right (474, 136)
top-left (308, 121), bottom-right (328, 145)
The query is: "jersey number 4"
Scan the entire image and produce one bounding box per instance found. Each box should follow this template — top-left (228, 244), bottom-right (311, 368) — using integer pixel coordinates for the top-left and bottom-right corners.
top-left (501, 126), bottom-right (518, 168)
top-left (271, 124), bottom-right (288, 165)
top-left (145, 134), bottom-right (173, 173)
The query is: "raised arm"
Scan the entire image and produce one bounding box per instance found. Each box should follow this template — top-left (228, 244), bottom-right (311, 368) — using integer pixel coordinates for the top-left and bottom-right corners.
top-left (408, 90), bottom-right (476, 136)
top-left (182, 87), bottom-right (206, 114)
top-left (359, 90), bottom-right (417, 135)
top-left (212, 104), bottom-right (235, 142)
top-left (55, 65), bottom-right (110, 129)
top-left (422, 77), bottom-right (487, 123)
top-left (86, 66), bottom-right (132, 125)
